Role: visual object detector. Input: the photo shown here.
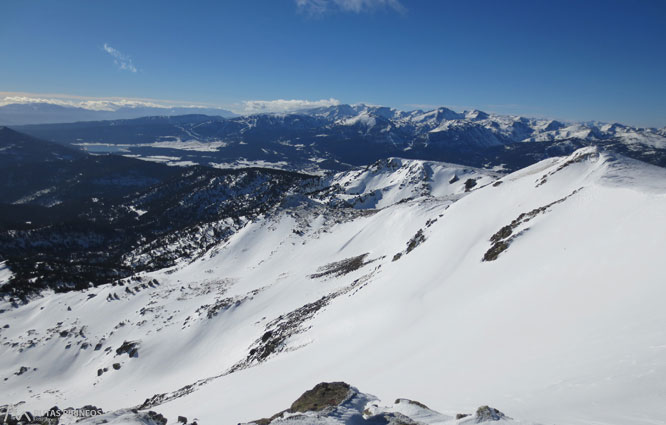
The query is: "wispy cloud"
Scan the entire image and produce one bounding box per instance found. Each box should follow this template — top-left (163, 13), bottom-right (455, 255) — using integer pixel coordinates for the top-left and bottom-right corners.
top-left (296, 0), bottom-right (405, 15)
top-left (103, 43), bottom-right (137, 73)
top-left (240, 98), bottom-right (341, 114)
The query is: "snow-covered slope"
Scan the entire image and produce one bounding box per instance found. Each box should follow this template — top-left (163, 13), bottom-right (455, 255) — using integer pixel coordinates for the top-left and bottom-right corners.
top-left (1, 149), bottom-right (665, 425)
top-left (317, 157), bottom-right (499, 209)
top-left (0, 261), bottom-right (12, 286)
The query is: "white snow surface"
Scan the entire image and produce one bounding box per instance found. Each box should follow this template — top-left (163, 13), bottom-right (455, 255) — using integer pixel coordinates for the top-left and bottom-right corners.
top-left (322, 157), bottom-right (498, 209)
top-left (1, 149), bottom-right (666, 425)
top-left (0, 261), bottom-right (12, 287)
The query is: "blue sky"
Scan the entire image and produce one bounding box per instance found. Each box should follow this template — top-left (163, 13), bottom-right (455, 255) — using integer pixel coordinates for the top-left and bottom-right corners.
top-left (1, 0), bottom-right (665, 127)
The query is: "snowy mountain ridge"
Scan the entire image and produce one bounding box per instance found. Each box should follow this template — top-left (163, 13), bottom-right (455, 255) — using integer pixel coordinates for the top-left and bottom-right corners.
top-left (317, 157), bottom-right (500, 209)
top-left (13, 104), bottom-right (666, 176)
top-left (2, 147), bottom-right (665, 425)
top-left (302, 103), bottom-right (666, 148)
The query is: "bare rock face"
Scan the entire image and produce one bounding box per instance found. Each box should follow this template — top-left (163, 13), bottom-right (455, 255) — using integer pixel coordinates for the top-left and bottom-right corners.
top-left (289, 381), bottom-right (352, 412)
top-left (247, 382), bottom-right (354, 424)
top-left (115, 340), bottom-right (140, 358)
top-left (475, 405), bottom-right (510, 422)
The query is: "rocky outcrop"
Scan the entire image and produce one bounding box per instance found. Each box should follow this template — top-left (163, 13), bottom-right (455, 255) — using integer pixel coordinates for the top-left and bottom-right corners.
top-left (475, 405), bottom-right (510, 422)
top-left (242, 382), bottom-right (515, 425)
top-left (290, 382), bottom-right (353, 412)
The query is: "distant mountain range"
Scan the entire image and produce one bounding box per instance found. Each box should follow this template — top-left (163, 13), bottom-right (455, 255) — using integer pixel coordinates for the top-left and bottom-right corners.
top-left (0, 101), bottom-right (237, 125)
top-left (10, 103), bottom-right (666, 172)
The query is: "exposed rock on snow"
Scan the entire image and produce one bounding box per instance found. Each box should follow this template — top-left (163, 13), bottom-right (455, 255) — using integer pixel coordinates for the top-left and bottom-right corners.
top-left (289, 382), bottom-right (353, 413)
top-left (475, 405), bottom-right (510, 422)
top-left (483, 188), bottom-right (582, 261)
top-left (309, 253), bottom-right (373, 279)
top-left (243, 381), bottom-right (518, 425)
top-left (115, 340), bottom-right (140, 358)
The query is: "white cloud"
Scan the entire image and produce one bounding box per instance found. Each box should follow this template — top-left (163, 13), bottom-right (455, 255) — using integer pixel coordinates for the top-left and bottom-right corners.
top-left (0, 95), bottom-right (160, 110)
top-left (0, 92), bottom-right (342, 116)
top-left (0, 96), bottom-right (75, 108)
top-left (296, 0), bottom-right (405, 14)
top-left (0, 93), bottom-right (217, 111)
top-left (240, 98), bottom-right (341, 114)
top-left (103, 43), bottom-right (137, 73)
